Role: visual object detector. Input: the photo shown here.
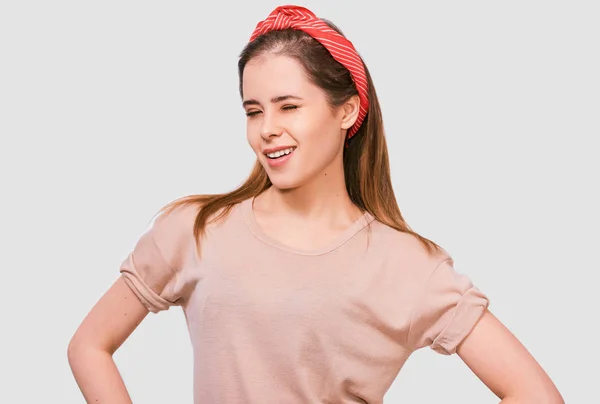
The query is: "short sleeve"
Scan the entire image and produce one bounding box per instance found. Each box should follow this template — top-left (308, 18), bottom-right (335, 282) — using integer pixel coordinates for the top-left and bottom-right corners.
top-left (407, 257), bottom-right (490, 355)
top-left (119, 203), bottom-right (198, 313)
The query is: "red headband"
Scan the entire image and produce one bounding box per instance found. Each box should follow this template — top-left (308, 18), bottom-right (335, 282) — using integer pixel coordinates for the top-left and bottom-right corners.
top-left (249, 5), bottom-right (369, 140)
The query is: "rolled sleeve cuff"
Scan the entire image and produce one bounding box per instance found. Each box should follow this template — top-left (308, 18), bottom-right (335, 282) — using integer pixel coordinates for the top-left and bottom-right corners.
top-left (120, 253), bottom-right (174, 314)
top-left (430, 286), bottom-right (489, 355)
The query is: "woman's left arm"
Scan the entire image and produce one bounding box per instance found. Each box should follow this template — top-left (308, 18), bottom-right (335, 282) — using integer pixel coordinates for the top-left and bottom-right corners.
top-left (456, 309), bottom-right (564, 404)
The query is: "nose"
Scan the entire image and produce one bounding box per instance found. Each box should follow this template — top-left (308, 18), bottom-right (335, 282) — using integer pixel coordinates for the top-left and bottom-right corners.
top-left (260, 111), bottom-right (283, 141)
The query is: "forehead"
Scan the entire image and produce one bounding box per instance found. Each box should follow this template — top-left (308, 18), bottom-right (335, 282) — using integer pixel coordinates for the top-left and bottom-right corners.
top-left (242, 54), bottom-right (317, 99)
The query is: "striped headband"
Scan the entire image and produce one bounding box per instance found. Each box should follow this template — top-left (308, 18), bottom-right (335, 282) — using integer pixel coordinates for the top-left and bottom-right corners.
top-left (249, 5), bottom-right (369, 140)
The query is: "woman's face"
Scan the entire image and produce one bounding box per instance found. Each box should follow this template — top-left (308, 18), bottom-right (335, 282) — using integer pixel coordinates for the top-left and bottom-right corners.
top-left (242, 54), bottom-right (354, 190)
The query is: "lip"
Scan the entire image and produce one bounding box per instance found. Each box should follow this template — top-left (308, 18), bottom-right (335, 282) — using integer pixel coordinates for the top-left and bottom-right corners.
top-left (262, 145), bottom-right (297, 155)
top-left (263, 146), bottom-right (296, 168)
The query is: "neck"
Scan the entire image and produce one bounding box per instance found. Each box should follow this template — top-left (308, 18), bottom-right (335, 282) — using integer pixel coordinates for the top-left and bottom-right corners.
top-left (256, 158), bottom-right (362, 223)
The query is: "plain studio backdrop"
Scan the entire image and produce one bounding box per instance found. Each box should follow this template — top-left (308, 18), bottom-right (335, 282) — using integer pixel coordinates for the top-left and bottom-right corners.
top-left (0, 1), bottom-right (597, 403)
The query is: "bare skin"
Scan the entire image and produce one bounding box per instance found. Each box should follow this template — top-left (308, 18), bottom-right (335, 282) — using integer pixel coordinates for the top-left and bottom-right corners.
top-left (68, 276), bottom-right (149, 403)
top-left (457, 311), bottom-right (564, 403)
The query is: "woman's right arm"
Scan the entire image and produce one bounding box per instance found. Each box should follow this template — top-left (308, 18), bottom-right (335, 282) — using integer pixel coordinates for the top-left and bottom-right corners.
top-left (68, 202), bottom-right (199, 402)
top-left (67, 275), bottom-right (150, 403)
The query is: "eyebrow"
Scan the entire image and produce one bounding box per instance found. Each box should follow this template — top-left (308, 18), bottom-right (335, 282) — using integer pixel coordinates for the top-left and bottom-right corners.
top-left (242, 95), bottom-right (304, 108)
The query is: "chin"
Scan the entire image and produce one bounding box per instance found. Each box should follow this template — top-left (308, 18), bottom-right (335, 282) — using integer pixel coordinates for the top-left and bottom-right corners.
top-left (264, 167), bottom-right (310, 191)
top-left (268, 176), bottom-right (303, 191)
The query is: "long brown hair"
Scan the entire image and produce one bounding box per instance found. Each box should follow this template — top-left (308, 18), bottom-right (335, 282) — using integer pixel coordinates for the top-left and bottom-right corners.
top-left (158, 19), bottom-right (443, 256)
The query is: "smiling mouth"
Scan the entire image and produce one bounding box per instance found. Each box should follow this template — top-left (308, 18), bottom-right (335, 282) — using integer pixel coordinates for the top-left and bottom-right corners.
top-left (265, 147), bottom-right (296, 159)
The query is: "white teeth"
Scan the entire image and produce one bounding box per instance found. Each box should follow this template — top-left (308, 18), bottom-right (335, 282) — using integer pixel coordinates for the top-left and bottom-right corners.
top-left (266, 147), bottom-right (295, 158)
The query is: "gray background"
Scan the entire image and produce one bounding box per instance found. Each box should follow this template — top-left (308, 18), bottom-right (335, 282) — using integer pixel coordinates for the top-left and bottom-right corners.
top-left (1, 0), bottom-right (598, 402)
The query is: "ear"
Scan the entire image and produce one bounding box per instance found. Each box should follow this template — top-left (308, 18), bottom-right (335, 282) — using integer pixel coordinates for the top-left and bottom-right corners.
top-left (340, 94), bottom-right (361, 130)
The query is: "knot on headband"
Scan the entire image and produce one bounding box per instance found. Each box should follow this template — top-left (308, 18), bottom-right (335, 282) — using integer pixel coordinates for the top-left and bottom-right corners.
top-left (249, 5), bottom-right (369, 140)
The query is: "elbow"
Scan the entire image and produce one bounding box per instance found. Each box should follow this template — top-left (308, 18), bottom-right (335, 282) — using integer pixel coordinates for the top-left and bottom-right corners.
top-left (67, 332), bottom-right (88, 357)
top-left (67, 335), bottom-right (110, 363)
top-left (67, 337), bottom-right (87, 366)
top-left (67, 337), bottom-right (113, 376)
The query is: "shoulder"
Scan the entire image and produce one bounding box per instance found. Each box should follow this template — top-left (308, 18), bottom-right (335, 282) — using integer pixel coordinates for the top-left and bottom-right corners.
top-left (148, 200), bottom-right (202, 270)
top-left (152, 201), bottom-right (201, 236)
top-left (368, 219), bottom-right (451, 281)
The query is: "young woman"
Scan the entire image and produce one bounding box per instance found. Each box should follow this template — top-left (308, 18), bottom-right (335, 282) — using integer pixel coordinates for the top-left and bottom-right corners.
top-left (68, 5), bottom-right (564, 403)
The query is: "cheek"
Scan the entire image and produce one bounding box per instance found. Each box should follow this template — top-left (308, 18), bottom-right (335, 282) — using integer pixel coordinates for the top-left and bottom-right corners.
top-left (246, 123), bottom-right (262, 153)
top-left (302, 115), bottom-right (343, 152)
top-left (294, 121), bottom-right (343, 173)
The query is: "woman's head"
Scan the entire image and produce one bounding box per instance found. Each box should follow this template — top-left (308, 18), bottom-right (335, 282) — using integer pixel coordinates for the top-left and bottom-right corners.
top-left (239, 28), bottom-right (361, 190)
top-left (159, 8), bottom-right (443, 257)
top-left (237, 18), bottom-right (385, 212)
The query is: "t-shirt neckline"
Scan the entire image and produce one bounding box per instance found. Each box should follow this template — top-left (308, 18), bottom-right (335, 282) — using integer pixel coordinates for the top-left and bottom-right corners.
top-left (240, 197), bottom-right (375, 256)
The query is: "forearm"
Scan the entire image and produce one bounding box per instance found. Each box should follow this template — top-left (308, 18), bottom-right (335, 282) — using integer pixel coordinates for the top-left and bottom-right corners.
top-left (68, 344), bottom-right (132, 404)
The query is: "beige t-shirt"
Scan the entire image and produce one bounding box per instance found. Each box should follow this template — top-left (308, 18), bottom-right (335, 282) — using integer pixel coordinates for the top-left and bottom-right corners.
top-left (120, 197), bottom-right (489, 403)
